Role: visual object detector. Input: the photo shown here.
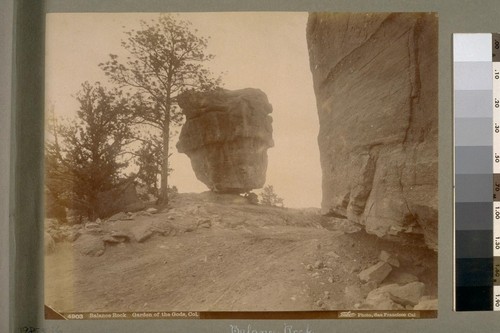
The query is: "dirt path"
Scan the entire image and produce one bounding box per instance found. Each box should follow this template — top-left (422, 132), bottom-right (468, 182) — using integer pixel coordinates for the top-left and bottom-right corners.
top-left (45, 193), bottom-right (437, 313)
top-left (45, 214), bottom-right (437, 313)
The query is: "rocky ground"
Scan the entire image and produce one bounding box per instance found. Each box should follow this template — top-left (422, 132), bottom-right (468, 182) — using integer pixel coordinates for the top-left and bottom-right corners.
top-left (45, 192), bottom-right (437, 313)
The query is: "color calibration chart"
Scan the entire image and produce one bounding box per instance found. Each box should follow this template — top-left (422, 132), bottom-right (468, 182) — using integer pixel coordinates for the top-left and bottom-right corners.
top-left (454, 33), bottom-right (500, 311)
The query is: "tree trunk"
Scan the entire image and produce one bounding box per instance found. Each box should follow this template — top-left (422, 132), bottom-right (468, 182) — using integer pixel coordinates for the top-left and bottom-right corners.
top-left (157, 122), bottom-right (170, 206)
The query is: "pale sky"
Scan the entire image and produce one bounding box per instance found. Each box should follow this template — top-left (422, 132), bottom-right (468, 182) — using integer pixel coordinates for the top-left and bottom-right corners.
top-left (45, 12), bottom-right (321, 208)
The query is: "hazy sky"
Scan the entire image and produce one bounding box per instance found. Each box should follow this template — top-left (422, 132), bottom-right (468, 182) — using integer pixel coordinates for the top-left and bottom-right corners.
top-left (45, 12), bottom-right (322, 208)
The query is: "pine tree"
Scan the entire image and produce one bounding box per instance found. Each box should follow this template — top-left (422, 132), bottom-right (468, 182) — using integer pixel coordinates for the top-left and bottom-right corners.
top-left (100, 14), bottom-right (221, 206)
top-left (47, 82), bottom-right (134, 221)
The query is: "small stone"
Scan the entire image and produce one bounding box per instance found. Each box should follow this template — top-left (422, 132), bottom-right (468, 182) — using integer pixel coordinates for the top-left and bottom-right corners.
top-left (108, 212), bottom-right (133, 221)
top-left (314, 260), bottom-right (324, 269)
top-left (68, 230), bottom-right (81, 242)
top-left (325, 251), bottom-right (340, 259)
top-left (312, 272), bottom-right (320, 278)
top-left (358, 262), bottom-right (392, 284)
top-left (146, 207), bottom-right (159, 214)
top-left (324, 291), bottom-right (330, 299)
top-left (328, 277), bottom-right (334, 283)
top-left (306, 264), bottom-right (313, 271)
top-left (379, 250), bottom-right (400, 267)
top-left (74, 234), bottom-right (105, 257)
top-left (389, 282), bottom-right (425, 306)
top-left (367, 282), bottom-right (425, 307)
top-left (316, 300), bottom-right (324, 308)
top-left (197, 218), bottom-right (212, 228)
top-left (131, 224), bottom-right (154, 242)
top-left (360, 281), bottom-right (378, 296)
top-left (110, 231), bottom-right (130, 241)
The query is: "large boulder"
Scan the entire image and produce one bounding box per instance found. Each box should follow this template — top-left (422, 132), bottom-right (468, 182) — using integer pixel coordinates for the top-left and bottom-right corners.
top-left (96, 178), bottom-right (145, 219)
top-left (177, 88), bottom-right (274, 193)
top-left (306, 13), bottom-right (438, 250)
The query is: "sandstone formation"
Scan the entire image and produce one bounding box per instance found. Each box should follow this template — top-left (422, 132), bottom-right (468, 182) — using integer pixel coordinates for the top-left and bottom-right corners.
top-left (307, 13), bottom-right (438, 250)
top-left (177, 88), bottom-right (274, 193)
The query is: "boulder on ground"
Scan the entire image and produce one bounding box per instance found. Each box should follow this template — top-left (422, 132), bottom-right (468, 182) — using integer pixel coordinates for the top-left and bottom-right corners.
top-left (358, 261), bottom-right (392, 284)
top-left (74, 234), bottom-right (105, 257)
top-left (379, 250), bottom-right (400, 267)
top-left (177, 88), bottom-right (274, 194)
top-left (96, 178), bottom-right (145, 218)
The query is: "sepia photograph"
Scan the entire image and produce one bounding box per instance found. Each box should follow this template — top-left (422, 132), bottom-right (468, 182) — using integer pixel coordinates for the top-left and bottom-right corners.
top-left (43, 11), bottom-right (438, 319)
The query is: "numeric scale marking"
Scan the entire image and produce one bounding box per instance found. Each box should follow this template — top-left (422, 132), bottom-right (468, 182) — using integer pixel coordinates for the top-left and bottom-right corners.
top-left (492, 33), bottom-right (500, 311)
top-left (454, 33), bottom-right (500, 311)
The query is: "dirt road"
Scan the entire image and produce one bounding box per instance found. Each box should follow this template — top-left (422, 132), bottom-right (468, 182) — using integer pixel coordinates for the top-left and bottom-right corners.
top-left (45, 194), bottom-right (437, 313)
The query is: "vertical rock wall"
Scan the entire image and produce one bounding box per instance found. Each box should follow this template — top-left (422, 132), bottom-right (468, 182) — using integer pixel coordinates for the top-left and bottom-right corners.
top-left (307, 13), bottom-right (438, 250)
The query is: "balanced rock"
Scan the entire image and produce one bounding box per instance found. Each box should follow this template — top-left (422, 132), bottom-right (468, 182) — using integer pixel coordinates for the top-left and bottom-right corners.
top-left (177, 88), bottom-right (274, 194)
top-left (307, 13), bottom-right (438, 250)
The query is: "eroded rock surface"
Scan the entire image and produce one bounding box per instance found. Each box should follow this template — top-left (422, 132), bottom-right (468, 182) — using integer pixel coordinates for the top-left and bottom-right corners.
top-left (177, 88), bottom-right (274, 193)
top-left (306, 13), bottom-right (438, 250)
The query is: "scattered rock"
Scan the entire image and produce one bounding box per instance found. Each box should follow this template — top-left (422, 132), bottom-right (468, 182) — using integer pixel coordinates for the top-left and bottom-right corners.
top-left (197, 218), bottom-right (212, 228)
top-left (131, 224), bottom-right (154, 243)
top-left (388, 282), bottom-right (425, 306)
top-left (379, 250), bottom-right (400, 267)
top-left (414, 298), bottom-right (438, 310)
top-left (67, 230), bottom-right (81, 242)
top-left (366, 282), bottom-right (425, 307)
top-left (363, 291), bottom-right (404, 310)
top-left (103, 232), bottom-right (130, 244)
top-left (314, 260), bottom-right (324, 269)
top-left (360, 281), bottom-right (378, 296)
top-left (108, 212), bottom-right (133, 222)
top-left (306, 264), bottom-right (313, 271)
top-left (103, 235), bottom-right (122, 244)
top-left (74, 234), bottom-right (105, 257)
top-left (96, 178), bottom-right (145, 218)
top-left (146, 207), bottom-right (159, 214)
top-left (325, 251), bottom-right (340, 259)
top-left (177, 88), bottom-right (274, 193)
top-left (358, 262), bottom-right (392, 284)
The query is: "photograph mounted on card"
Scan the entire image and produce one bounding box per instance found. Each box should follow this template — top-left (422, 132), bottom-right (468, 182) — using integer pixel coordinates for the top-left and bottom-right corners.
top-left (43, 11), bottom-right (438, 319)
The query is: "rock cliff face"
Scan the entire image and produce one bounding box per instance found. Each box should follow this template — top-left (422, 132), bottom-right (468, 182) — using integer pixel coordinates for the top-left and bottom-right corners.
top-left (307, 13), bottom-right (438, 250)
top-left (177, 88), bottom-right (274, 193)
